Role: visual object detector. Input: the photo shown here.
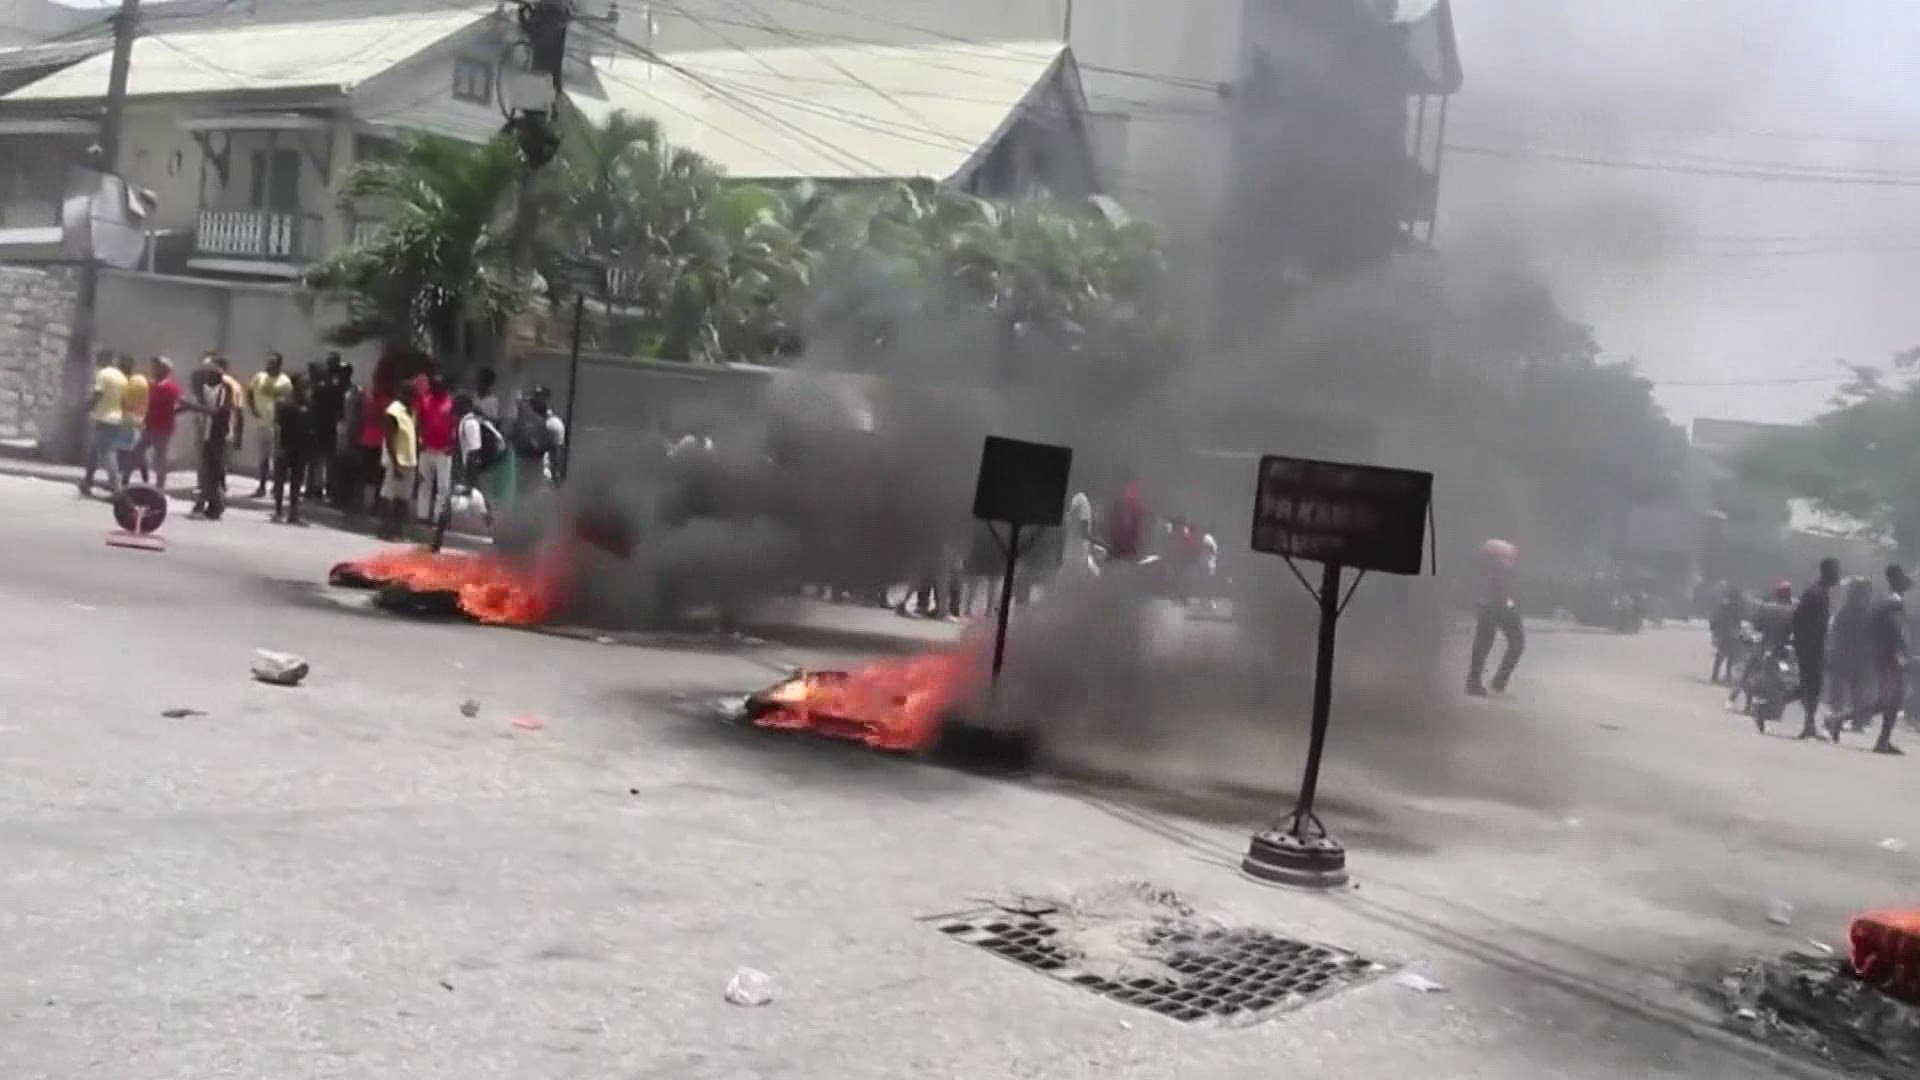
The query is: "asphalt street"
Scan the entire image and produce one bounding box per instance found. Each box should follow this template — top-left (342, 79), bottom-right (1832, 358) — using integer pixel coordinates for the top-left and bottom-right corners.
top-left (0, 471), bottom-right (1911, 1078)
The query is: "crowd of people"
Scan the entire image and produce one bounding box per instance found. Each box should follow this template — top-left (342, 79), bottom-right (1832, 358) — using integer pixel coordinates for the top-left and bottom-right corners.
top-left (75, 346), bottom-right (568, 541)
top-left (883, 480), bottom-right (1219, 621)
top-left (1709, 557), bottom-right (1909, 755)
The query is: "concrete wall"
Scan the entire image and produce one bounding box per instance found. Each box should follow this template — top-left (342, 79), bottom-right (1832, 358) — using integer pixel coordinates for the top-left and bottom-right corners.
top-left (93, 269), bottom-right (376, 377)
top-left (0, 264), bottom-right (73, 441)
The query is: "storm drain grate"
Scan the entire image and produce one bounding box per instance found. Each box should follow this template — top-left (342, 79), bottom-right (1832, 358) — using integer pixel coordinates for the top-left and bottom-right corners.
top-left (936, 912), bottom-right (1382, 1025)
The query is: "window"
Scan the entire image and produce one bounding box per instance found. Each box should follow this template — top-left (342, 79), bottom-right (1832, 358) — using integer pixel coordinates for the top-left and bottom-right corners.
top-left (249, 148), bottom-right (301, 212)
top-left (453, 57), bottom-right (494, 105)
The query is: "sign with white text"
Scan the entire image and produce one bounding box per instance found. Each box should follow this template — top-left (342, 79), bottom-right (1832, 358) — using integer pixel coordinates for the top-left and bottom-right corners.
top-left (1251, 455), bottom-right (1432, 575)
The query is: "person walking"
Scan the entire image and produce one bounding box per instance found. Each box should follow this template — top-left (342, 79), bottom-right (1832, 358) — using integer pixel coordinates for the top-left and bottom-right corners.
top-left (185, 363), bottom-right (237, 521)
top-left (245, 353), bottom-right (292, 499)
top-left (77, 348), bottom-right (127, 498)
top-left (377, 381), bottom-right (419, 542)
top-left (1827, 564), bottom-right (1912, 753)
top-left (413, 369), bottom-right (456, 524)
top-left (270, 375), bottom-right (318, 526)
top-left (1467, 538), bottom-right (1524, 697)
top-left (1708, 583), bottom-right (1748, 685)
top-left (117, 353), bottom-right (150, 485)
top-left (1790, 557), bottom-right (1842, 740)
top-left (1826, 577), bottom-right (1876, 724)
top-left (510, 386), bottom-right (566, 499)
top-left (139, 357), bottom-right (182, 493)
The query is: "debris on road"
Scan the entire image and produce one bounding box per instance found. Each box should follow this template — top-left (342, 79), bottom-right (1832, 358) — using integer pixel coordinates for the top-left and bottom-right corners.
top-left (1719, 950), bottom-right (1920, 1076)
top-left (1392, 970), bottom-right (1449, 994)
top-left (438, 979), bottom-right (454, 992)
top-left (1880, 838), bottom-right (1908, 853)
top-left (160, 708), bottom-right (206, 719)
top-left (1767, 899), bottom-right (1796, 927)
top-left (511, 714), bottom-right (546, 732)
top-left (594, 635), bottom-right (618, 646)
top-left (724, 967), bottom-right (776, 1007)
top-left (460, 699), bottom-right (481, 718)
top-left (251, 650), bottom-right (309, 687)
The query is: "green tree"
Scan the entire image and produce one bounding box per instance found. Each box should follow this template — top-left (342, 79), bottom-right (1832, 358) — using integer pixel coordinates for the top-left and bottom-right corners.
top-left (306, 134), bottom-right (524, 362)
top-left (1739, 355), bottom-right (1920, 555)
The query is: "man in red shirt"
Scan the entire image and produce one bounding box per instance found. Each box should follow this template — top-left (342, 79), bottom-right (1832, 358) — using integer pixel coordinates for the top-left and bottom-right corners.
top-left (139, 356), bottom-right (183, 493)
top-left (413, 369), bottom-right (457, 523)
top-left (1107, 481), bottom-right (1148, 562)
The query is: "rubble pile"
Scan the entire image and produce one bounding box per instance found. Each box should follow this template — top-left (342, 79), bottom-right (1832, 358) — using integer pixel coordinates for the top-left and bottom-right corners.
top-left (1719, 951), bottom-right (1920, 1078)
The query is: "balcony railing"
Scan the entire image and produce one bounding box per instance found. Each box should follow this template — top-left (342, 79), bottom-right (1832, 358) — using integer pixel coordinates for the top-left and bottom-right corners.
top-left (194, 209), bottom-right (322, 261)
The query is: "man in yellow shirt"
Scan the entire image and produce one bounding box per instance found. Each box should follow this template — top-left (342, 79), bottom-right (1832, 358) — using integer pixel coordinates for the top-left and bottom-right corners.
top-left (79, 348), bottom-right (127, 497)
top-left (119, 354), bottom-right (151, 485)
top-left (246, 352), bottom-right (293, 499)
top-left (378, 380), bottom-right (419, 541)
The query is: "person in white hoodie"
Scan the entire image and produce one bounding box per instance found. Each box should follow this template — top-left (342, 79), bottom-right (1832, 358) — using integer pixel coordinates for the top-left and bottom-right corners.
top-left (1060, 491), bottom-right (1100, 584)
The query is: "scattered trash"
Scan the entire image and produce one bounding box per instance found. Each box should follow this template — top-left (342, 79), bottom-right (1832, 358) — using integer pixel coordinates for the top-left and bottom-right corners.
top-left (70, 603), bottom-right (96, 612)
top-left (1881, 838), bottom-right (1909, 853)
top-left (438, 979), bottom-right (454, 992)
top-left (594, 635), bottom-right (618, 646)
top-left (1563, 817), bottom-right (1584, 828)
top-left (627, 787), bottom-right (641, 796)
top-left (1768, 899), bottom-right (1797, 927)
top-left (160, 708), bottom-right (206, 719)
top-left (1118, 1019), bottom-right (1134, 1031)
top-left (1792, 941), bottom-right (1836, 960)
top-left (1392, 970), bottom-right (1449, 994)
top-left (460, 699), bottom-right (481, 718)
top-left (250, 650), bottom-right (309, 687)
top-left (1597, 722), bottom-right (1625, 732)
top-left (724, 967), bottom-right (776, 1007)
top-left (511, 714), bottom-right (546, 732)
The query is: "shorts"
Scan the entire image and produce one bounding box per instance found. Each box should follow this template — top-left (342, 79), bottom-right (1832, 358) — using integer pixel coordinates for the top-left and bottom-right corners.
top-left (381, 465), bottom-right (417, 501)
top-left (250, 423), bottom-right (279, 459)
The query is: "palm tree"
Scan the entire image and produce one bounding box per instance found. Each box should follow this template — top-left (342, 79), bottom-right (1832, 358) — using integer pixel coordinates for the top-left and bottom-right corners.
top-left (306, 134), bottom-right (525, 364)
top-left (543, 109), bottom-right (717, 356)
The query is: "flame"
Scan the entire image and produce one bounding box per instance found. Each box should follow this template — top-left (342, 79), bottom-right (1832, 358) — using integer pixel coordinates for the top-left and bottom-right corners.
top-left (748, 646), bottom-right (988, 751)
top-left (332, 546), bottom-right (574, 626)
top-left (1851, 909), bottom-right (1920, 1002)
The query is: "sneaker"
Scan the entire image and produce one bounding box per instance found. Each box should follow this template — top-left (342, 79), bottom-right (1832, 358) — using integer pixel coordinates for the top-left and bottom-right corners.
top-left (1874, 743), bottom-right (1905, 756)
top-left (1466, 684), bottom-right (1490, 698)
top-left (268, 512), bottom-right (283, 524)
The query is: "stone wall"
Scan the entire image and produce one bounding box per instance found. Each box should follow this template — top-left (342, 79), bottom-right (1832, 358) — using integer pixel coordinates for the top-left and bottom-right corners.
top-left (0, 265), bottom-right (75, 443)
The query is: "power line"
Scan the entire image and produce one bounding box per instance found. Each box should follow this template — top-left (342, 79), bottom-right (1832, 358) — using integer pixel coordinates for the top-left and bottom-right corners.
top-left (1446, 141), bottom-right (1920, 188)
top-left (579, 19), bottom-right (895, 175)
top-left (678, 0), bottom-right (1225, 93)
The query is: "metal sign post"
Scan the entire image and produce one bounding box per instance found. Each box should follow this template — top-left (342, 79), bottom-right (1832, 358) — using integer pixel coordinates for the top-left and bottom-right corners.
top-left (971, 435), bottom-right (1074, 686)
top-left (1241, 455), bottom-right (1433, 889)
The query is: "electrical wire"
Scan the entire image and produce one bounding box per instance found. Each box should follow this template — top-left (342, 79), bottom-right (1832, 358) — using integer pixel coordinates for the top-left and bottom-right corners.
top-left (1445, 141), bottom-right (1920, 188)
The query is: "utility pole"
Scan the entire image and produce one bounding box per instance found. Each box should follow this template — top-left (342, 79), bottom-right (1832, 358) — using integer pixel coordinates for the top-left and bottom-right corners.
top-left (58, 0), bottom-right (140, 461)
top-left (499, 0), bottom-right (570, 394)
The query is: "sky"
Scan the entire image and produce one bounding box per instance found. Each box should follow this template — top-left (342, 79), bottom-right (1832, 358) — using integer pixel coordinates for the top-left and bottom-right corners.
top-left (1441, 0), bottom-right (1920, 427)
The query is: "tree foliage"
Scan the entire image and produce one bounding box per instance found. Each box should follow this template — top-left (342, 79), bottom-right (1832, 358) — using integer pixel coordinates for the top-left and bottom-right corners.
top-left (1739, 352), bottom-right (1920, 555)
top-left (312, 111), bottom-right (1171, 371)
top-left (306, 134), bottom-right (524, 362)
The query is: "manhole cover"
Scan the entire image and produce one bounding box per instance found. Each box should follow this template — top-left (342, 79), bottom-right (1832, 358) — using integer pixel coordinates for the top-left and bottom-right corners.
top-left (937, 910), bottom-right (1382, 1025)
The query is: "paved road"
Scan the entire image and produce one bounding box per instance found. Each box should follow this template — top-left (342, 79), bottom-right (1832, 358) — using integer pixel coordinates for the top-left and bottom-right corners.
top-left (0, 471), bottom-right (1907, 1078)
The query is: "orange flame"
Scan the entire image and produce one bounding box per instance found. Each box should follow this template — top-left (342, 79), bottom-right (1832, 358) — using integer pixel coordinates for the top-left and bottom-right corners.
top-left (333, 546), bottom-right (574, 626)
top-left (749, 646), bottom-right (988, 751)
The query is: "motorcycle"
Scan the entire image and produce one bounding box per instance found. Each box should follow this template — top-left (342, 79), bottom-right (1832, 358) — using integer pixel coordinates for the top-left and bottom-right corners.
top-left (1742, 642), bottom-right (1801, 724)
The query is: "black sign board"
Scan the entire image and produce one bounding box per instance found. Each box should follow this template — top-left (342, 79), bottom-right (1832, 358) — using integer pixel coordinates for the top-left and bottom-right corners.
top-left (1251, 455), bottom-right (1432, 575)
top-left (973, 436), bottom-right (1073, 527)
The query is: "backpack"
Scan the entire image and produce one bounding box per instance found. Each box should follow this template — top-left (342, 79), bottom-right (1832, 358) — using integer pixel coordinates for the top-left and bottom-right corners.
top-left (512, 406), bottom-right (555, 459)
top-left (472, 417), bottom-right (507, 473)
